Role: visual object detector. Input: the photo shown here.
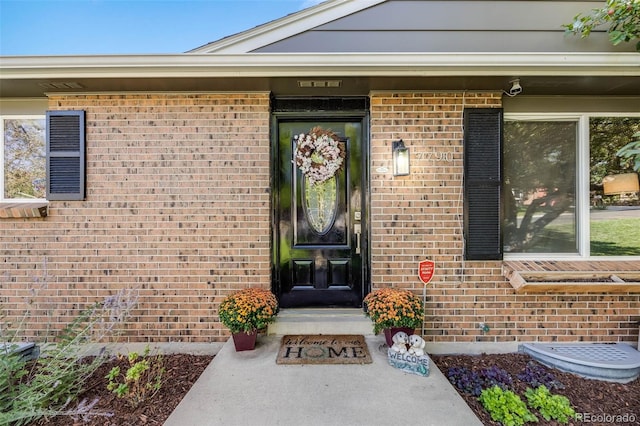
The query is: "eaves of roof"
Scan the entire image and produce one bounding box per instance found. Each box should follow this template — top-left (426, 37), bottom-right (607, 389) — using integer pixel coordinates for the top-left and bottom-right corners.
top-left (188, 0), bottom-right (386, 54)
top-left (2, 52), bottom-right (639, 80)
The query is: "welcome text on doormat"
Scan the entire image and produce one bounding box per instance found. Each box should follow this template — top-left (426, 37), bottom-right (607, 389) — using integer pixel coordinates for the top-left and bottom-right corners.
top-left (276, 335), bottom-right (372, 365)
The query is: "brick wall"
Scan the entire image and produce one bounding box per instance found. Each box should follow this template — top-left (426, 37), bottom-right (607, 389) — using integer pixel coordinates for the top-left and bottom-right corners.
top-left (1, 93), bottom-right (272, 343)
top-left (2, 91), bottom-right (638, 345)
top-left (369, 91), bottom-right (639, 344)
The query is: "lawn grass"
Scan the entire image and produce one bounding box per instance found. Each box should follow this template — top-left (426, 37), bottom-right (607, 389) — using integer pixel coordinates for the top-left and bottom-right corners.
top-left (590, 218), bottom-right (640, 256)
top-left (514, 217), bottom-right (640, 255)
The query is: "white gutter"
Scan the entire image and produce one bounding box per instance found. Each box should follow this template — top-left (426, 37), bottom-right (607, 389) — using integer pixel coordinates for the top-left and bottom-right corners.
top-left (1, 53), bottom-right (638, 79)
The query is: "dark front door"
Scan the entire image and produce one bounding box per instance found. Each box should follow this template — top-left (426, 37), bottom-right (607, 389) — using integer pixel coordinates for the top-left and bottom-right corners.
top-left (274, 118), bottom-right (367, 308)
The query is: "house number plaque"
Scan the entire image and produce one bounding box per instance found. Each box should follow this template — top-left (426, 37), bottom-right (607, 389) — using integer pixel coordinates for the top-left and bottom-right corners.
top-left (416, 151), bottom-right (454, 162)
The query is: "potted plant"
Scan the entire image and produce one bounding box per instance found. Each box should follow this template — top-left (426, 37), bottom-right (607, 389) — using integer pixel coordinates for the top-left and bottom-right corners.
top-left (363, 287), bottom-right (424, 346)
top-left (218, 287), bottom-right (278, 351)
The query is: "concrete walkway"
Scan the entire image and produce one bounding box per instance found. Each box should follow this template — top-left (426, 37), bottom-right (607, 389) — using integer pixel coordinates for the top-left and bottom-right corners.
top-left (164, 334), bottom-right (482, 426)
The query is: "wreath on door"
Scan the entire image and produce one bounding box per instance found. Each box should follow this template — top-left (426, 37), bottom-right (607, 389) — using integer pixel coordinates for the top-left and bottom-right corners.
top-left (294, 127), bottom-right (345, 185)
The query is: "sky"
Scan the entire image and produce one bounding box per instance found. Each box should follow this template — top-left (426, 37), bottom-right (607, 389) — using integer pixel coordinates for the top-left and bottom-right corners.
top-left (0, 0), bottom-right (324, 56)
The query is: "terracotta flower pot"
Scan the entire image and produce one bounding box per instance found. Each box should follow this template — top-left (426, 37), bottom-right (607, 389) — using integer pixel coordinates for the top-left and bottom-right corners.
top-left (383, 327), bottom-right (415, 347)
top-left (232, 329), bottom-right (258, 351)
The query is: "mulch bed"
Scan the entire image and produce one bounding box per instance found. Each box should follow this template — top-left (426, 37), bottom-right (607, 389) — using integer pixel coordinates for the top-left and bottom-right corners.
top-left (31, 354), bottom-right (213, 426)
top-left (26, 352), bottom-right (640, 425)
top-left (431, 353), bottom-right (640, 426)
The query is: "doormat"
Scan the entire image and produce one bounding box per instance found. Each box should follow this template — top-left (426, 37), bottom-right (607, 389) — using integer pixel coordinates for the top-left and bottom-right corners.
top-left (276, 335), bottom-right (372, 365)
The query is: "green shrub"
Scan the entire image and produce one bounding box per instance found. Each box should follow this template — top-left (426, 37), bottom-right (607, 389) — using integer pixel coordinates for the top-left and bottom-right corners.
top-left (479, 385), bottom-right (538, 426)
top-left (525, 385), bottom-right (577, 424)
top-left (0, 344), bottom-right (30, 418)
top-left (1, 304), bottom-right (113, 425)
top-left (106, 346), bottom-right (165, 408)
top-left (0, 271), bottom-right (137, 425)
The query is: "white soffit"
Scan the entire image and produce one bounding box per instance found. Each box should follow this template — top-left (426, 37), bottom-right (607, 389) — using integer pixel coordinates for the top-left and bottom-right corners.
top-left (1, 53), bottom-right (639, 79)
top-left (188, 0), bottom-right (386, 54)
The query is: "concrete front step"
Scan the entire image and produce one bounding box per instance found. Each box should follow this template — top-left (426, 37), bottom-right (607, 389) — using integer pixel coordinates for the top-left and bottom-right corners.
top-left (268, 308), bottom-right (374, 335)
top-left (164, 335), bottom-right (484, 426)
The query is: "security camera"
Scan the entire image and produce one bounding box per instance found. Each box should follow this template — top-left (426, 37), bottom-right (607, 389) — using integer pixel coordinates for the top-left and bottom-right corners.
top-left (507, 79), bottom-right (522, 96)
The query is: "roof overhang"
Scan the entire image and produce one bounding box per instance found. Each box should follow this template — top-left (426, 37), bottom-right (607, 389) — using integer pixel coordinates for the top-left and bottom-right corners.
top-left (188, 0), bottom-right (388, 53)
top-left (1, 52), bottom-right (639, 97)
top-left (3, 52), bottom-right (639, 77)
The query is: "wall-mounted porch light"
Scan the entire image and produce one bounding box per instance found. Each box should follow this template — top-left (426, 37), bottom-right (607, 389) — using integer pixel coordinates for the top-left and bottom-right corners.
top-left (392, 139), bottom-right (410, 176)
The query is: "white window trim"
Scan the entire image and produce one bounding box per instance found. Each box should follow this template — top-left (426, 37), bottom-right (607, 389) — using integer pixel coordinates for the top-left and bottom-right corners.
top-left (578, 115), bottom-right (590, 258)
top-left (0, 114), bottom-right (47, 202)
top-left (504, 112), bottom-right (640, 261)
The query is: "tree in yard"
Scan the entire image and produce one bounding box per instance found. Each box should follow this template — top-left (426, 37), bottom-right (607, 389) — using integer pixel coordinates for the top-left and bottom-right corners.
top-left (3, 119), bottom-right (46, 199)
top-left (616, 131), bottom-right (640, 172)
top-left (503, 121), bottom-right (576, 252)
top-left (564, 1), bottom-right (640, 177)
top-left (591, 118), bottom-right (640, 182)
top-left (564, 0), bottom-right (640, 51)
top-left (504, 118), bottom-right (640, 253)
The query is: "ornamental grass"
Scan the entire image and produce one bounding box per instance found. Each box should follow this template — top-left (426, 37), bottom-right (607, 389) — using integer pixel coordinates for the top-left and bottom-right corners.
top-left (363, 288), bottom-right (424, 334)
top-left (218, 288), bottom-right (278, 334)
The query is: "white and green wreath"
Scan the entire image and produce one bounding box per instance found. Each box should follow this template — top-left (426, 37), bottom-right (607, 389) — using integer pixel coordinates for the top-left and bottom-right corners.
top-left (294, 127), bottom-right (345, 185)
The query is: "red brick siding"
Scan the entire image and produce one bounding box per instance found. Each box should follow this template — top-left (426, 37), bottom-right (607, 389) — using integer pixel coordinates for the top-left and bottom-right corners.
top-left (370, 92), bottom-right (639, 344)
top-left (1, 91), bottom-right (638, 344)
top-left (1, 93), bottom-right (271, 343)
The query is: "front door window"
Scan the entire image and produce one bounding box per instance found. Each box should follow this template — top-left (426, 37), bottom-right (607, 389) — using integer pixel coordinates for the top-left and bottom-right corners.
top-left (302, 175), bottom-right (339, 235)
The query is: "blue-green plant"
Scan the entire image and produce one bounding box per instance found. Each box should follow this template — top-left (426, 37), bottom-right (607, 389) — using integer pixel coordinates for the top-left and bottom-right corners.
top-left (479, 385), bottom-right (538, 426)
top-left (525, 385), bottom-right (577, 424)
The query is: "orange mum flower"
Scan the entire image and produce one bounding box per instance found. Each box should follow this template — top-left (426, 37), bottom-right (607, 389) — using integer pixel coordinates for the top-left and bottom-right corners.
top-left (219, 288), bottom-right (279, 334)
top-left (363, 288), bottom-right (424, 334)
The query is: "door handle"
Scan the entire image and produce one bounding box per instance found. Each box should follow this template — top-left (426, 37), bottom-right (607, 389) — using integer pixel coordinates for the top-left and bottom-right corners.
top-left (354, 223), bottom-right (361, 255)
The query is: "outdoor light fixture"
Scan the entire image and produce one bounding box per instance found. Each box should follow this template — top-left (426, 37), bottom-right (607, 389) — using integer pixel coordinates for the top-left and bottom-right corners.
top-left (392, 139), bottom-right (410, 176)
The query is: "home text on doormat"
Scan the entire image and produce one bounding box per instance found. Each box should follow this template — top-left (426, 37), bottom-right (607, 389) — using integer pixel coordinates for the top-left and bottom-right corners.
top-left (276, 335), bottom-right (372, 365)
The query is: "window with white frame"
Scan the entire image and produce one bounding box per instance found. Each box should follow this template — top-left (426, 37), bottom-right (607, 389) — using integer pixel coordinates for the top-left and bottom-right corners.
top-left (1, 116), bottom-right (46, 200)
top-left (504, 114), bottom-right (640, 258)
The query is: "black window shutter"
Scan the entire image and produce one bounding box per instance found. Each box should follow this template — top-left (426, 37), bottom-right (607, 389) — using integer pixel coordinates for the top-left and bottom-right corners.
top-left (46, 110), bottom-right (86, 200)
top-left (463, 108), bottom-right (503, 260)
